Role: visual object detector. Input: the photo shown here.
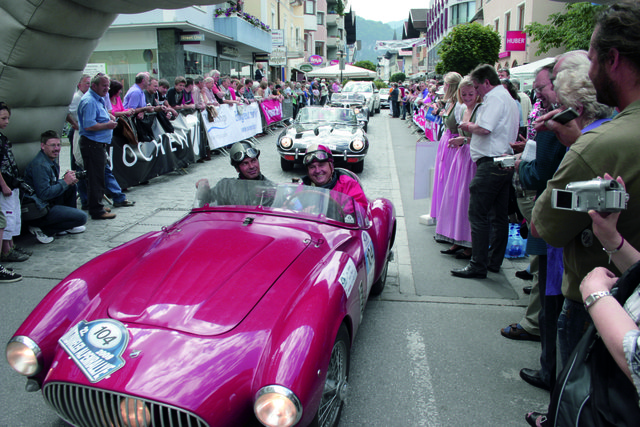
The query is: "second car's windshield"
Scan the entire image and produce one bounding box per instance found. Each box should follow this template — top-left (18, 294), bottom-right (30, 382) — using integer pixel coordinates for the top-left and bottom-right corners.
top-left (343, 83), bottom-right (372, 93)
top-left (296, 108), bottom-right (357, 124)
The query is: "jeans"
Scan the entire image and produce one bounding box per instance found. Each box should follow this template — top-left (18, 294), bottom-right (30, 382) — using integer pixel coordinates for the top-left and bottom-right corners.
top-left (78, 163), bottom-right (126, 207)
top-left (401, 103), bottom-right (407, 119)
top-left (557, 298), bottom-right (592, 370)
top-left (536, 255), bottom-right (564, 389)
top-left (35, 187), bottom-right (87, 235)
top-left (80, 136), bottom-right (107, 217)
top-left (391, 100), bottom-right (399, 117)
top-left (468, 160), bottom-right (513, 272)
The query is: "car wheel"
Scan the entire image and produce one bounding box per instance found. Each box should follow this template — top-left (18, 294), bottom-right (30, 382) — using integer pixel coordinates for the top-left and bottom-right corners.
top-left (369, 255), bottom-right (388, 296)
top-left (375, 105), bottom-right (381, 114)
top-left (351, 160), bottom-right (364, 174)
top-left (280, 157), bottom-right (294, 171)
top-left (363, 122), bottom-right (368, 133)
top-left (311, 324), bottom-right (350, 427)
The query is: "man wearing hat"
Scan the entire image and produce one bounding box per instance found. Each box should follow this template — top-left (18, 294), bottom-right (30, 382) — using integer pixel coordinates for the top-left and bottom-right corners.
top-left (301, 143), bottom-right (368, 209)
top-left (196, 141), bottom-right (272, 205)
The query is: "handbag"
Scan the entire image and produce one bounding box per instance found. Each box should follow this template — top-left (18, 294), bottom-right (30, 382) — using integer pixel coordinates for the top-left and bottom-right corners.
top-left (206, 105), bottom-right (218, 122)
top-left (20, 196), bottom-right (49, 221)
top-left (549, 260), bottom-right (640, 427)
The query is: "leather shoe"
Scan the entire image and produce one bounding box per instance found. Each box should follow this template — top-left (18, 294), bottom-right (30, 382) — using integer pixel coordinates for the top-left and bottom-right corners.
top-left (520, 368), bottom-right (550, 391)
top-left (516, 269), bottom-right (534, 280)
top-left (523, 285), bottom-right (532, 294)
top-left (441, 247), bottom-right (462, 255)
top-left (92, 212), bottom-right (116, 220)
top-left (451, 265), bottom-right (486, 279)
top-left (487, 266), bottom-right (500, 273)
top-left (455, 251), bottom-right (471, 260)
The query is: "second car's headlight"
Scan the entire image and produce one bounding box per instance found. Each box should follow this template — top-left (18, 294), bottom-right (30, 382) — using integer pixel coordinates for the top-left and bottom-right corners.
top-left (350, 139), bottom-right (365, 152)
top-left (279, 137), bottom-right (293, 150)
top-left (6, 336), bottom-right (42, 376)
top-left (353, 108), bottom-right (361, 114)
top-left (254, 385), bottom-right (302, 427)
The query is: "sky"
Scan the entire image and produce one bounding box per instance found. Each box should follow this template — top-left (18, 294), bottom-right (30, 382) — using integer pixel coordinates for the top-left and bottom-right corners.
top-left (347, 0), bottom-right (428, 23)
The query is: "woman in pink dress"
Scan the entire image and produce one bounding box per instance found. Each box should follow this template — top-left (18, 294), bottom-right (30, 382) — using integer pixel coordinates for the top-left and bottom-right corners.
top-left (436, 76), bottom-right (481, 258)
top-left (429, 72), bottom-right (463, 222)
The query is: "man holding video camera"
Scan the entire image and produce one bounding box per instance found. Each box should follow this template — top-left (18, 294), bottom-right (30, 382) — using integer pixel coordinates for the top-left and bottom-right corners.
top-left (532, 1), bottom-right (640, 366)
top-left (23, 130), bottom-right (87, 243)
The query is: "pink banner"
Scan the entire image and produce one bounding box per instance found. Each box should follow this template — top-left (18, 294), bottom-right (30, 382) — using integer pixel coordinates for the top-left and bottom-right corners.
top-left (260, 99), bottom-right (283, 125)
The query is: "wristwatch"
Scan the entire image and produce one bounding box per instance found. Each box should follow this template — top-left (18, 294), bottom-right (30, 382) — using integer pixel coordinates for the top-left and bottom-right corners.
top-left (584, 290), bottom-right (611, 310)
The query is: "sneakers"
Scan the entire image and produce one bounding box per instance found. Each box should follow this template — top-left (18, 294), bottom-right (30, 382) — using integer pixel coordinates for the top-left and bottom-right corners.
top-left (29, 226), bottom-right (54, 244)
top-left (13, 246), bottom-right (33, 256)
top-left (66, 226), bottom-right (86, 234)
top-left (1, 248), bottom-right (29, 262)
top-left (113, 199), bottom-right (135, 207)
top-left (0, 265), bottom-right (21, 283)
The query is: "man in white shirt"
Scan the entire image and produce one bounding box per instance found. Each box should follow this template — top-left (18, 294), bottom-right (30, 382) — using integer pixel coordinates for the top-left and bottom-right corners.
top-left (452, 64), bottom-right (519, 278)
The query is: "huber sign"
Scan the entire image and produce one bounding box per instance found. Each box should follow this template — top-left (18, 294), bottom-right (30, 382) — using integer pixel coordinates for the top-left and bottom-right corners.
top-left (505, 31), bottom-right (526, 52)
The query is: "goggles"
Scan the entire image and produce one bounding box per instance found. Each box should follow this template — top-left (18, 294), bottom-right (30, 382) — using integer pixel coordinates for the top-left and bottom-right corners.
top-left (231, 146), bottom-right (259, 162)
top-left (303, 149), bottom-right (332, 166)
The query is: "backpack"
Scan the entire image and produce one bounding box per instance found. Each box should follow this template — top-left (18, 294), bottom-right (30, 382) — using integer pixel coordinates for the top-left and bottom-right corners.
top-left (549, 261), bottom-right (640, 427)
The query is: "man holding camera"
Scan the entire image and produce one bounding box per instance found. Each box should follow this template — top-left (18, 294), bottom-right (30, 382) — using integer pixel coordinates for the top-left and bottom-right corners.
top-left (532, 1), bottom-right (640, 365)
top-left (23, 130), bottom-right (87, 243)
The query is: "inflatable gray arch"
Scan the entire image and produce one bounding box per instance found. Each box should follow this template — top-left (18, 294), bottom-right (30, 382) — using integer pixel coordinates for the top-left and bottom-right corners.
top-left (0, 0), bottom-right (222, 169)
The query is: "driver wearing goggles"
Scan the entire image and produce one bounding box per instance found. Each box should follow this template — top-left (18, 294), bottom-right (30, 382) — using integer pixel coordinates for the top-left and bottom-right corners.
top-left (301, 143), bottom-right (368, 209)
top-left (195, 140), bottom-right (273, 205)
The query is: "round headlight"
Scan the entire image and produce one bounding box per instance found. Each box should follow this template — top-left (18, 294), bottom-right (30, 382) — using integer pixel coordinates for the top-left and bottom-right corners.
top-left (254, 385), bottom-right (302, 427)
top-left (351, 139), bottom-right (365, 151)
top-left (120, 398), bottom-right (151, 427)
top-left (6, 336), bottom-right (42, 376)
top-left (279, 137), bottom-right (293, 150)
top-left (353, 108), bottom-right (361, 114)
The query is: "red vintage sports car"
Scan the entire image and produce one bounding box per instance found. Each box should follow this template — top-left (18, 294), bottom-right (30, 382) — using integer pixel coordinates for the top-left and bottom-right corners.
top-left (6, 179), bottom-right (396, 427)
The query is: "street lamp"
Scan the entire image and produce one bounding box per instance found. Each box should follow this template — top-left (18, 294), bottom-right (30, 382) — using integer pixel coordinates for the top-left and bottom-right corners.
top-left (337, 50), bottom-right (345, 83)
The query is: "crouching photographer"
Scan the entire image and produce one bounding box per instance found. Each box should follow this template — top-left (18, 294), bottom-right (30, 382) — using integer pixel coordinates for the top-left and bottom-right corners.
top-left (22, 130), bottom-right (88, 244)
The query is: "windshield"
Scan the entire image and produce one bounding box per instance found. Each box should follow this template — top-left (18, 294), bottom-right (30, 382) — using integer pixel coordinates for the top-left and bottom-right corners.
top-left (343, 82), bottom-right (372, 93)
top-left (296, 108), bottom-right (357, 125)
top-left (194, 181), bottom-right (360, 224)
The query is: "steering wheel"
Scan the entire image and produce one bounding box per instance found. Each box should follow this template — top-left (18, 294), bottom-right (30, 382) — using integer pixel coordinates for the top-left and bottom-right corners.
top-left (284, 189), bottom-right (345, 222)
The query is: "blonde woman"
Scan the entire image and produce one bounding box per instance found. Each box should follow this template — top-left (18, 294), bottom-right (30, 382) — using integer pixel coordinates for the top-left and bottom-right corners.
top-left (437, 76), bottom-right (481, 257)
top-left (429, 71), bottom-right (463, 225)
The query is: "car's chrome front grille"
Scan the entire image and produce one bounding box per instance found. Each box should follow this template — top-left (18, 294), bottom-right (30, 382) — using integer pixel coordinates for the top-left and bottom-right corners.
top-left (43, 382), bottom-right (209, 427)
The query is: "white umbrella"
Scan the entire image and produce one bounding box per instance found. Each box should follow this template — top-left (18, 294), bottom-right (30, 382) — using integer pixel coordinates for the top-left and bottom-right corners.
top-left (306, 64), bottom-right (377, 79)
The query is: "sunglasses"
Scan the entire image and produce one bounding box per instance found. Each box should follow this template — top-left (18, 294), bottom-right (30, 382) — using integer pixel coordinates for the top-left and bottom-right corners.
top-left (303, 150), bottom-right (332, 166)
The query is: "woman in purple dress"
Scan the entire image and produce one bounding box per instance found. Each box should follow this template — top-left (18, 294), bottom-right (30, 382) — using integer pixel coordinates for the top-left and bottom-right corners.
top-left (436, 76), bottom-right (481, 258)
top-left (429, 72), bottom-right (463, 222)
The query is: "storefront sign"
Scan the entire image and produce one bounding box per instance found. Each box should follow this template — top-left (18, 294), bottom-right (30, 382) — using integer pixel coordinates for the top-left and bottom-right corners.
top-left (180, 32), bottom-right (205, 42)
top-left (499, 51), bottom-right (511, 59)
top-left (330, 59), bottom-right (340, 66)
top-left (309, 55), bottom-right (323, 66)
top-left (299, 64), bottom-right (313, 72)
top-left (270, 47), bottom-right (287, 66)
top-left (271, 29), bottom-right (284, 47)
top-left (505, 31), bottom-right (526, 51)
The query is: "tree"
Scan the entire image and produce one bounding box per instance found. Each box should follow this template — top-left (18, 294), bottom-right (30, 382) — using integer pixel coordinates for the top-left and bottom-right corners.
top-left (436, 22), bottom-right (500, 75)
top-left (354, 60), bottom-right (376, 72)
top-left (525, 2), bottom-right (606, 55)
top-left (390, 72), bottom-right (406, 83)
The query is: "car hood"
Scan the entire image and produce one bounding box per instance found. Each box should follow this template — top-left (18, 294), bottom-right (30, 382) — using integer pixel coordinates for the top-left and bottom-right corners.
top-left (107, 216), bottom-right (312, 336)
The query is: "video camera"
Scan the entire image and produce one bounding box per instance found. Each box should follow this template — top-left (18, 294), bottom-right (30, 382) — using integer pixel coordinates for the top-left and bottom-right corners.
top-left (552, 178), bottom-right (628, 213)
top-left (493, 155), bottom-right (517, 168)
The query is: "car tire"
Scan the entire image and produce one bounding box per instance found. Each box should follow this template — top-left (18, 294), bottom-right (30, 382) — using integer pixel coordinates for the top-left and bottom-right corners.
top-left (369, 255), bottom-right (388, 296)
top-left (311, 324), bottom-right (350, 427)
top-left (351, 160), bottom-right (364, 174)
top-left (363, 122), bottom-right (368, 133)
top-left (280, 157), bottom-right (294, 171)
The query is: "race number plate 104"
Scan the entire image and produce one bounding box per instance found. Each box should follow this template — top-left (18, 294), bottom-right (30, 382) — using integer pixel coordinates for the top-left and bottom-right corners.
top-left (59, 319), bottom-right (129, 383)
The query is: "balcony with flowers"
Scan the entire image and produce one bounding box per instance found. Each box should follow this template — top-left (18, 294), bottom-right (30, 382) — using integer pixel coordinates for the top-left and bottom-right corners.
top-left (213, 1), bottom-right (272, 52)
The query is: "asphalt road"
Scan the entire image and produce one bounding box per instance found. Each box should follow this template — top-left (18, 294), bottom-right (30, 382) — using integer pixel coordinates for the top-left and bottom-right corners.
top-left (0, 110), bottom-right (548, 427)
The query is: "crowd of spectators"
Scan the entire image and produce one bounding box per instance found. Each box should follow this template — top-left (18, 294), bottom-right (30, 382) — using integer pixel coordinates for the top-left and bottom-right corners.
top-left (404, 2), bottom-right (640, 424)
